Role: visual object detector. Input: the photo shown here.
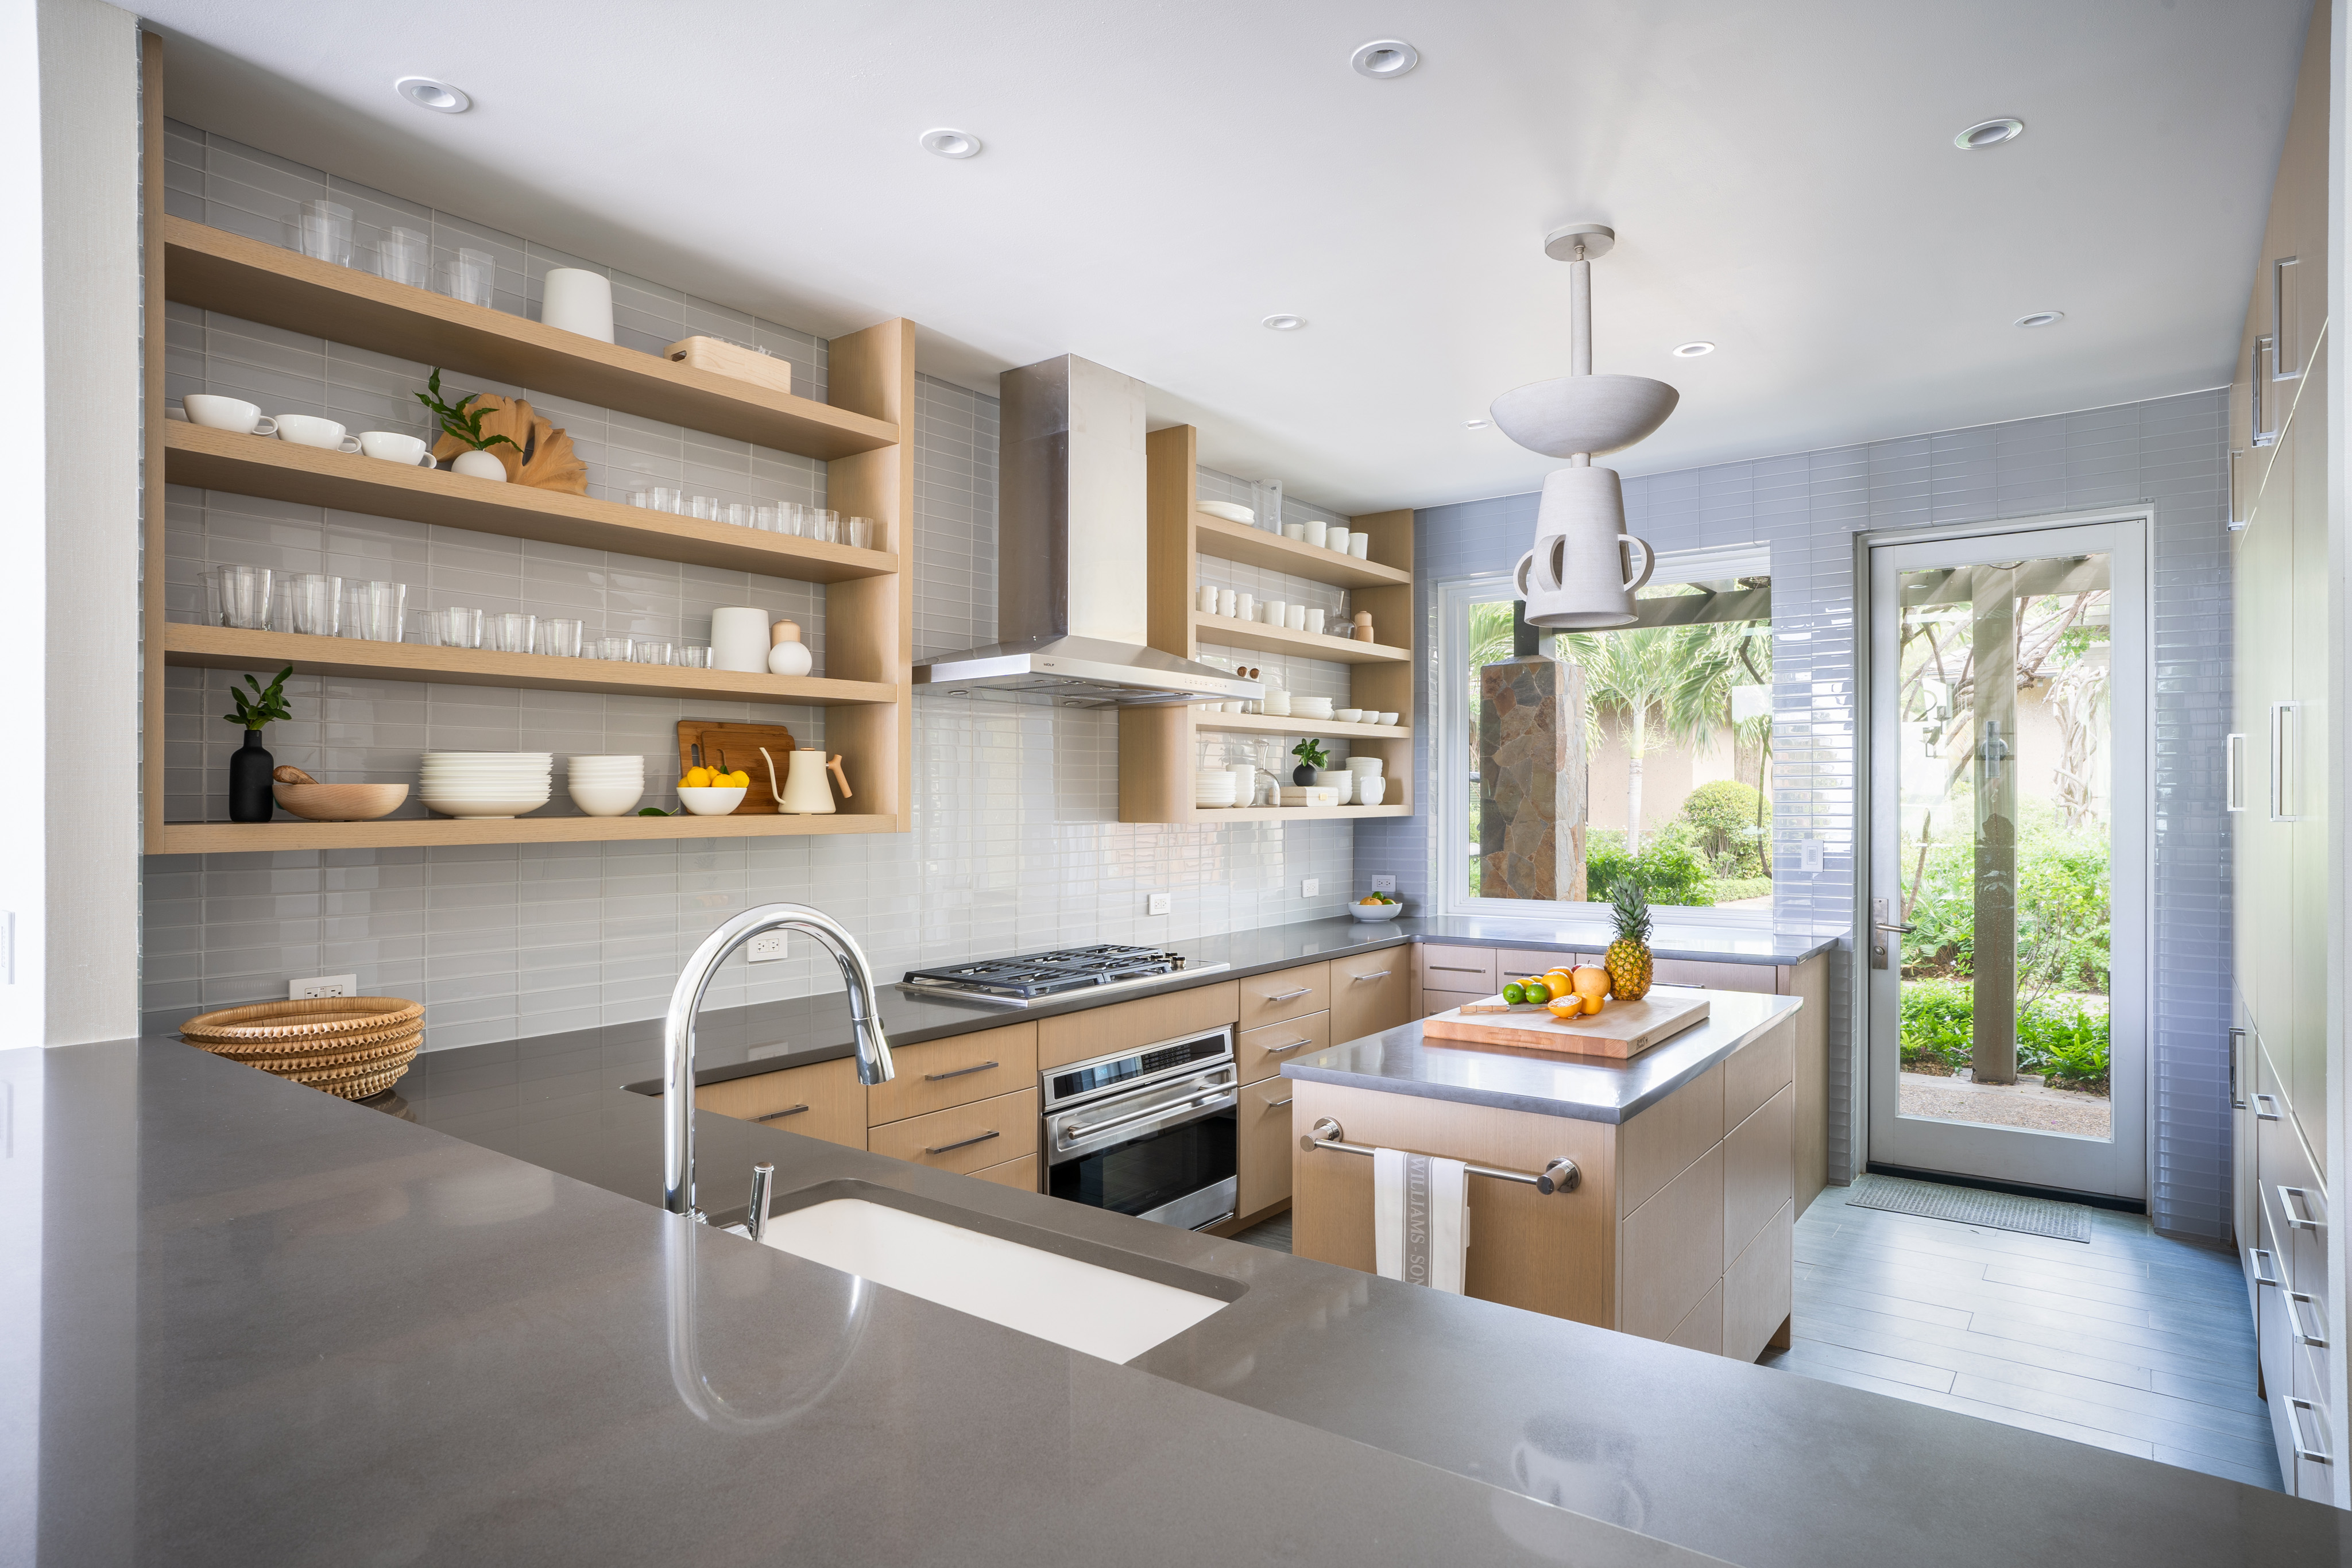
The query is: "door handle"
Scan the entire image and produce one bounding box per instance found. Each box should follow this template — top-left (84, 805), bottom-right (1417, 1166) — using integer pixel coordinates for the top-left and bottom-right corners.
top-left (2280, 1184), bottom-right (2322, 1232)
top-left (2255, 1093), bottom-right (2283, 1122)
top-left (1059, 1087), bottom-right (1229, 1145)
top-left (2226, 733), bottom-right (2247, 810)
top-left (1873, 922), bottom-right (1916, 935)
top-left (2229, 1027), bottom-right (2249, 1108)
top-left (2253, 1248), bottom-right (2283, 1288)
top-left (2289, 1291), bottom-right (2331, 1349)
top-left (2290, 1399), bottom-right (2332, 1466)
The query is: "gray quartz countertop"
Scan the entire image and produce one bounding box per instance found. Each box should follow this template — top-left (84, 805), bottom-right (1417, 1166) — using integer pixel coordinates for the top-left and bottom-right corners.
top-left (1402, 914), bottom-right (1838, 965)
top-left (1281, 989), bottom-right (1802, 1123)
top-left (49, 1033), bottom-right (2341, 1568)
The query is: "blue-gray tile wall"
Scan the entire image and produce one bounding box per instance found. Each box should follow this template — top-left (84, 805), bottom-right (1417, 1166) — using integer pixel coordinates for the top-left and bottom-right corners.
top-left (1362, 390), bottom-right (2231, 1237)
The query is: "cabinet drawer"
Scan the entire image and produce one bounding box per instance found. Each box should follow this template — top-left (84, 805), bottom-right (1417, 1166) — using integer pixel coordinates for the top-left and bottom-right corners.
top-left (1724, 1017), bottom-right (1796, 1133)
top-left (692, 1056), bottom-right (866, 1149)
top-left (1239, 1011), bottom-right (1328, 1084)
top-left (1724, 1197), bottom-right (1795, 1363)
top-left (865, 1023), bottom-right (1038, 1125)
top-left (1619, 1061), bottom-right (1726, 1217)
top-left (1236, 1076), bottom-right (1298, 1218)
top-left (1667, 1278), bottom-right (1724, 1357)
top-left (868, 1087), bottom-right (1040, 1175)
top-left (1416, 945), bottom-right (1498, 992)
top-left (1238, 963), bottom-right (1330, 1031)
top-left (969, 1152), bottom-right (1039, 1194)
top-left (1497, 947), bottom-right (1588, 981)
top-left (2292, 1337), bottom-right (2335, 1503)
top-left (1622, 1143), bottom-right (1724, 1341)
top-left (1330, 946), bottom-right (1411, 1044)
top-left (1038, 981), bottom-right (1239, 1070)
top-left (1651, 959), bottom-right (1777, 995)
top-left (1421, 987), bottom-right (1490, 1019)
top-left (1723, 1084), bottom-right (1794, 1269)
top-left (2258, 1194), bottom-right (2295, 1414)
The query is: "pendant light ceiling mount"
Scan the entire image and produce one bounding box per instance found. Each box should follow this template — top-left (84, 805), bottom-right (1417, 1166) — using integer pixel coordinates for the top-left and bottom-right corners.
top-left (1541, 222), bottom-right (1616, 262)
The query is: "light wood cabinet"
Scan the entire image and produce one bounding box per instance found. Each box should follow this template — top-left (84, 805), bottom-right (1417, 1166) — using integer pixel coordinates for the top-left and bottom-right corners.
top-left (1723, 1086), bottom-right (1794, 1268)
top-left (1036, 981), bottom-right (1239, 1070)
top-left (1330, 947), bottom-right (1410, 1042)
top-left (865, 1023), bottom-right (1037, 1125)
top-left (1237, 962), bottom-right (1330, 1032)
top-left (1239, 1011), bottom-right (1329, 1086)
top-left (1237, 1076), bottom-right (1299, 1218)
top-left (1419, 987), bottom-right (1489, 1019)
top-left (691, 1056), bottom-right (868, 1149)
top-left (867, 1087), bottom-right (1041, 1176)
top-left (1621, 1144), bottom-right (1724, 1340)
top-left (1416, 945), bottom-right (1499, 993)
top-left (1724, 1198), bottom-right (1795, 1363)
top-left (969, 1153), bottom-right (1040, 1193)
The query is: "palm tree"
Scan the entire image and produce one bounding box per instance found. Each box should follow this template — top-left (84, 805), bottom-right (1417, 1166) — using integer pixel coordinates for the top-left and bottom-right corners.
top-left (1558, 624), bottom-right (1742, 851)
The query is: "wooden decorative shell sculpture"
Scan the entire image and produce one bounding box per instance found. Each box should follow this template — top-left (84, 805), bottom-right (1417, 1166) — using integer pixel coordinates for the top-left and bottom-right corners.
top-left (431, 394), bottom-right (589, 494)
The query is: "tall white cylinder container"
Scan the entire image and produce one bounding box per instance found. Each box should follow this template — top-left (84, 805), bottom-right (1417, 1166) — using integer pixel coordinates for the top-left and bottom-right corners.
top-left (540, 268), bottom-right (615, 342)
top-left (710, 607), bottom-right (771, 673)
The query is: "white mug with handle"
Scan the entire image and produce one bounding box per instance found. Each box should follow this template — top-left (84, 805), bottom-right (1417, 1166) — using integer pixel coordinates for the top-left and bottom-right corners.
top-left (357, 431), bottom-right (436, 467)
top-left (181, 394), bottom-right (277, 436)
top-left (276, 413), bottom-right (361, 454)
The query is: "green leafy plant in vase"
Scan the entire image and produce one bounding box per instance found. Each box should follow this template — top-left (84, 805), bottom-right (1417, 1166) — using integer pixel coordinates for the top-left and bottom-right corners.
top-left (1290, 737), bottom-right (1329, 786)
top-left (415, 368), bottom-right (519, 482)
top-left (223, 665), bottom-right (294, 823)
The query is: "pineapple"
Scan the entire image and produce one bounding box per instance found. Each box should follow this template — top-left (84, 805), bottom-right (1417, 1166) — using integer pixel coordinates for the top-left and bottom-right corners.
top-left (1605, 881), bottom-right (1654, 1000)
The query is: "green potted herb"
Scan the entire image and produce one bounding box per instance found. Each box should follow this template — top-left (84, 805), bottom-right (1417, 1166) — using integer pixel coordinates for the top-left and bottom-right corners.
top-left (415, 368), bottom-right (519, 481)
top-left (1290, 737), bottom-right (1329, 785)
top-left (223, 665), bottom-right (295, 822)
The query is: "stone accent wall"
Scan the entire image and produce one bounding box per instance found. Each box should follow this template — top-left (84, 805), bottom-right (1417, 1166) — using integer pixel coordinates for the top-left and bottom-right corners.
top-left (1477, 655), bottom-right (1588, 901)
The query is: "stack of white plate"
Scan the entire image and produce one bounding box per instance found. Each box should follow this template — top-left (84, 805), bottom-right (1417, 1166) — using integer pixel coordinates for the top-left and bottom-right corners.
top-left (1194, 768), bottom-right (1239, 809)
top-left (567, 754), bottom-right (645, 817)
top-left (1295, 696), bottom-right (1336, 721)
top-left (419, 752), bottom-right (553, 819)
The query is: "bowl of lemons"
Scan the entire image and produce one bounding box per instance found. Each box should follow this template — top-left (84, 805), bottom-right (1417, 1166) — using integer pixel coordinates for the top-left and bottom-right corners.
top-left (676, 764), bottom-right (749, 816)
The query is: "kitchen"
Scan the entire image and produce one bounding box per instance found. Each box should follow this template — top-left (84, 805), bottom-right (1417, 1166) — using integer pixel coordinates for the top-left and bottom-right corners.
top-left (9, 2), bottom-right (2352, 1563)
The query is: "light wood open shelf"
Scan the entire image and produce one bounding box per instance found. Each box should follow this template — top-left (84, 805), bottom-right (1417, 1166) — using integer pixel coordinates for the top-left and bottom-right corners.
top-left (1192, 711), bottom-right (1411, 740)
top-left (156, 812), bottom-right (896, 854)
top-left (164, 423), bottom-right (899, 583)
top-left (163, 624), bottom-right (897, 706)
top-left (161, 216), bottom-right (897, 461)
top-left (1192, 513), bottom-right (1413, 589)
top-left (1191, 610), bottom-right (1411, 664)
top-left (1184, 803), bottom-right (1413, 823)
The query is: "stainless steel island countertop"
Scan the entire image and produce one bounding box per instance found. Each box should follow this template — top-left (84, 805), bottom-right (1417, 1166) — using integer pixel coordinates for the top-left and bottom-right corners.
top-left (10, 1035), bottom-right (2341, 1568)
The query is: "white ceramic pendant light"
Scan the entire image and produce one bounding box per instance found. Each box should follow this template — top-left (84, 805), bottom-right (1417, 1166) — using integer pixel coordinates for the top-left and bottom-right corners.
top-left (1491, 224), bottom-right (1677, 629)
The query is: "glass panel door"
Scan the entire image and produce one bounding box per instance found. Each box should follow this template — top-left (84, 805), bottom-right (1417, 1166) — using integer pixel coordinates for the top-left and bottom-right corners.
top-left (1867, 521), bottom-right (2146, 1199)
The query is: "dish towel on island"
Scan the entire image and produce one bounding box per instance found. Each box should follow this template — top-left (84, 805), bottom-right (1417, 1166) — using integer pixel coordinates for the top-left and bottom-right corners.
top-left (1372, 1147), bottom-right (1469, 1293)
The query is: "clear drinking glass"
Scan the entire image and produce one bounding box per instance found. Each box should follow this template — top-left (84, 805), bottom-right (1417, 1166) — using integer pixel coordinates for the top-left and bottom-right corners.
top-left (486, 613), bottom-right (537, 653)
top-left (592, 635), bottom-right (632, 662)
top-left (777, 503), bottom-right (806, 537)
top-left (539, 618), bottom-right (584, 658)
top-left (214, 564), bottom-right (272, 630)
top-left (652, 487), bottom-right (682, 514)
top-left (632, 638), bottom-right (673, 665)
top-left (296, 200), bottom-right (353, 266)
top-left (813, 509), bottom-right (841, 544)
top-left (626, 489), bottom-right (652, 509)
top-left (725, 502), bottom-right (753, 528)
top-left (359, 580), bottom-right (407, 642)
top-left (379, 227), bottom-right (430, 288)
top-left (686, 497), bottom-right (714, 521)
top-left (288, 573), bottom-right (341, 636)
top-left (442, 247), bottom-right (495, 307)
top-left (675, 643), bottom-right (713, 669)
top-left (847, 516), bottom-right (875, 549)
top-left (430, 606), bottom-right (481, 649)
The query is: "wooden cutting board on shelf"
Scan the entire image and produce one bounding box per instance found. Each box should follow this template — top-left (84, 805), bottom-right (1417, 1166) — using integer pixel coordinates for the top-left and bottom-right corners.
top-left (1421, 990), bottom-right (1710, 1060)
top-left (676, 721), bottom-right (796, 814)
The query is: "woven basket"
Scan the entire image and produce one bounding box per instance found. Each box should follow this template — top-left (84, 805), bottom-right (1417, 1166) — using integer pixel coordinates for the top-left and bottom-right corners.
top-left (281, 1042), bottom-right (419, 1090)
top-left (181, 997), bottom-right (423, 1047)
top-left (224, 1029), bottom-right (421, 1075)
top-left (308, 1054), bottom-right (419, 1100)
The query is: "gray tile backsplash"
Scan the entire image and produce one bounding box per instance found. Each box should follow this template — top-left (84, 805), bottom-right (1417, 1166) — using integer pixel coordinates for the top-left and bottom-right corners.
top-left (144, 125), bottom-right (1360, 1047)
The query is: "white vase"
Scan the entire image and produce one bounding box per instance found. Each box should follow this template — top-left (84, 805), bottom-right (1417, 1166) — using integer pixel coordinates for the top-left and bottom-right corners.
top-left (452, 448), bottom-right (506, 482)
top-left (710, 607), bottom-right (770, 673)
top-left (768, 619), bottom-right (813, 677)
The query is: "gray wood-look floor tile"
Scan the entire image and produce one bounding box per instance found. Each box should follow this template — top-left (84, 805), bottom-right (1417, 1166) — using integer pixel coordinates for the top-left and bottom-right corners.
top-left (1764, 1182), bottom-right (2283, 1492)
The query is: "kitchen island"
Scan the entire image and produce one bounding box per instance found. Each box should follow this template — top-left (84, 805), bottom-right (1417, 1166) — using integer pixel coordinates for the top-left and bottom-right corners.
top-left (11, 1029), bottom-right (2342, 1568)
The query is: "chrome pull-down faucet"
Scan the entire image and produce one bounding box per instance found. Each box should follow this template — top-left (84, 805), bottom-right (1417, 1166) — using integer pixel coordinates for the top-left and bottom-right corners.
top-left (663, 903), bottom-right (895, 1222)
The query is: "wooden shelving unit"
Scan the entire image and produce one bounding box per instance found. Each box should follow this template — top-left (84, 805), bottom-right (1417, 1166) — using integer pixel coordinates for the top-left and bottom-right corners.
top-left (144, 185), bottom-right (917, 850)
top-left (1118, 424), bottom-right (1415, 825)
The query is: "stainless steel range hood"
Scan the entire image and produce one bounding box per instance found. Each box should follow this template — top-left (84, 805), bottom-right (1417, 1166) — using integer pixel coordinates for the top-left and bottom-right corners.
top-left (914, 355), bottom-right (1262, 707)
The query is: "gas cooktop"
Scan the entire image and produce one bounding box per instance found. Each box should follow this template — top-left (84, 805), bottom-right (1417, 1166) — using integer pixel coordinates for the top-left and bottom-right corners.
top-left (900, 944), bottom-right (1227, 1008)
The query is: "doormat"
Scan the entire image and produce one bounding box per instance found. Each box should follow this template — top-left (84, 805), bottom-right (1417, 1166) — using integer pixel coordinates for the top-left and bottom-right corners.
top-left (1846, 1174), bottom-right (2092, 1242)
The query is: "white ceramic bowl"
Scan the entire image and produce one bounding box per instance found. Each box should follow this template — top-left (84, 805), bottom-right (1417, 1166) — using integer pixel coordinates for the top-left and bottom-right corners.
top-left (1347, 756), bottom-right (1386, 776)
top-left (1197, 500), bottom-right (1255, 525)
top-left (676, 785), bottom-right (747, 816)
top-left (1334, 708), bottom-right (1364, 723)
top-left (420, 787), bottom-right (551, 819)
top-left (569, 783), bottom-right (645, 817)
top-left (1349, 900), bottom-right (1405, 922)
top-left (1376, 711), bottom-right (1399, 727)
top-left (1296, 697), bottom-right (1335, 721)
top-left (1314, 769), bottom-right (1356, 804)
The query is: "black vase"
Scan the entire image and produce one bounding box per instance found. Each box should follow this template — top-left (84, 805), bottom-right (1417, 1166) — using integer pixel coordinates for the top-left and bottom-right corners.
top-left (229, 730), bottom-right (275, 823)
top-left (1293, 762), bottom-right (1317, 785)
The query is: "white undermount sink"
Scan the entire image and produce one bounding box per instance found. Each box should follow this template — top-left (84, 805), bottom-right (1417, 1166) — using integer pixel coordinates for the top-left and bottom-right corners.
top-left (758, 1197), bottom-right (1228, 1363)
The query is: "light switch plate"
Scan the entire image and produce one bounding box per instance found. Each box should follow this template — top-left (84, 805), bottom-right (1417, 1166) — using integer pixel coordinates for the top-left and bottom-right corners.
top-left (291, 973), bottom-right (357, 1001)
top-left (1146, 893), bottom-right (1172, 916)
top-left (1800, 838), bottom-right (1824, 874)
top-left (1301, 878), bottom-right (1320, 898)
top-left (1371, 875), bottom-right (1396, 893)
top-left (748, 931), bottom-right (787, 963)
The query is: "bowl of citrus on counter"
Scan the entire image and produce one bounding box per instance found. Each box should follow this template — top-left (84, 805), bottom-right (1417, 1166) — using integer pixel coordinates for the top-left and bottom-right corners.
top-left (676, 765), bottom-right (749, 816)
top-left (1500, 965), bottom-right (1615, 1017)
top-left (1349, 891), bottom-right (1404, 921)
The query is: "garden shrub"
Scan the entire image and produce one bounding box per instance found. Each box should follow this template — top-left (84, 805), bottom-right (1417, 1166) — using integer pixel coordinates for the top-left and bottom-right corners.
top-left (1899, 980), bottom-right (2113, 1091)
top-left (1587, 824), bottom-right (1717, 906)
top-left (1678, 780), bottom-right (1770, 877)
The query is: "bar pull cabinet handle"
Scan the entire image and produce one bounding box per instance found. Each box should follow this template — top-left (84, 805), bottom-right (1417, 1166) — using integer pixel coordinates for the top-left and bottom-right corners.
top-left (2279, 1184), bottom-right (2322, 1232)
top-left (2253, 334), bottom-right (2277, 446)
top-left (924, 1060), bottom-right (1000, 1082)
top-left (754, 1104), bottom-right (810, 1124)
top-left (2289, 1399), bottom-right (2332, 1466)
top-left (2225, 733), bottom-right (2247, 811)
top-left (2255, 1093), bottom-right (2283, 1122)
top-left (2289, 1291), bottom-right (2331, 1349)
top-left (1262, 1038), bottom-right (1314, 1054)
top-left (1266, 1095), bottom-right (1295, 1109)
top-left (2227, 451), bottom-right (2250, 531)
top-left (2252, 1248), bottom-right (2283, 1288)
top-left (2273, 257), bottom-right (2301, 380)
top-left (1300, 1116), bottom-right (1580, 1195)
top-left (2272, 702), bottom-right (2295, 821)
top-left (1263, 988), bottom-right (1314, 1002)
top-left (1349, 970), bottom-right (1392, 982)
top-left (924, 1129), bottom-right (1002, 1156)
top-left (1428, 966), bottom-right (1487, 975)
top-left (2229, 1027), bottom-right (2249, 1108)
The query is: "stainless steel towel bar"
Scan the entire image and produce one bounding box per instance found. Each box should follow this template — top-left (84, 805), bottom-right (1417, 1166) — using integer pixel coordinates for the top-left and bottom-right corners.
top-left (1298, 1116), bottom-right (1580, 1195)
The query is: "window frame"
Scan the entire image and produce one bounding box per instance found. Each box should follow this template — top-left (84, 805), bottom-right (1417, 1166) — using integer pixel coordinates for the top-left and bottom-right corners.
top-left (1431, 546), bottom-right (1776, 926)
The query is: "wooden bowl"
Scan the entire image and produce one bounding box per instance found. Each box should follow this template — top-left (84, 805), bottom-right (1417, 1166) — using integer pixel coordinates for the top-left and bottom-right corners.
top-left (272, 783), bottom-right (407, 822)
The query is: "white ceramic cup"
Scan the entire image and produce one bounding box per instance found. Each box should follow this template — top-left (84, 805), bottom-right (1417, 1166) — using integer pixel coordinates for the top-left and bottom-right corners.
top-left (183, 394), bottom-right (276, 436)
top-left (710, 607), bottom-right (771, 673)
top-left (1217, 587), bottom-right (1238, 618)
top-left (1196, 584), bottom-right (1218, 613)
top-left (276, 414), bottom-right (359, 453)
top-left (1350, 535), bottom-right (1371, 559)
top-left (1236, 593), bottom-right (1255, 621)
top-left (1303, 521), bottom-right (1328, 548)
top-left (1283, 524), bottom-right (1307, 542)
top-left (1262, 599), bottom-right (1285, 624)
top-left (1357, 775), bottom-right (1387, 806)
top-left (1307, 608), bottom-right (1326, 635)
top-left (540, 268), bottom-right (615, 342)
top-left (358, 431), bottom-right (435, 467)
top-left (1286, 604), bottom-right (1307, 630)
top-left (1328, 527), bottom-right (1351, 555)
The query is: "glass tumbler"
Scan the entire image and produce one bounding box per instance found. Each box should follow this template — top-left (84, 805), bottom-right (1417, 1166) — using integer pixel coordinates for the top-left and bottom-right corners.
top-left (379, 227), bottom-right (430, 288)
top-left (592, 636), bottom-right (633, 662)
top-left (431, 606), bottom-right (482, 649)
top-left (632, 639), bottom-right (673, 666)
top-left (214, 564), bottom-right (272, 630)
top-left (847, 516), bottom-right (876, 549)
top-left (359, 580), bottom-right (407, 642)
top-left (725, 502), bottom-right (753, 528)
top-left (539, 618), bottom-right (584, 659)
top-left (777, 503), bottom-right (806, 537)
top-left (288, 573), bottom-right (341, 636)
top-left (675, 643), bottom-right (713, 669)
top-left (486, 613), bottom-right (537, 654)
top-left (813, 509), bottom-right (841, 544)
top-left (296, 200), bottom-right (353, 266)
top-left (443, 247), bottom-right (495, 307)
top-left (626, 489), bottom-right (652, 509)
top-left (652, 486), bottom-right (683, 514)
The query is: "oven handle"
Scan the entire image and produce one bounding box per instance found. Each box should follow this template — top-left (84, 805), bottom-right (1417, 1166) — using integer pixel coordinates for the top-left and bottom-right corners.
top-left (1057, 1085), bottom-right (1231, 1147)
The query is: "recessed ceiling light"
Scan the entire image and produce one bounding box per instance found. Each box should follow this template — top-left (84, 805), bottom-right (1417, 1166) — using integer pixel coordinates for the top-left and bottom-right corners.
top-left (1351, 38), bottom-right (1421, 78)
top-left (1465, 417), bottom-right (1491, 429)
top-left (1954, 117), bottom-right (2024, 150)
top-left (394, 76), bottom-right (470, 114)
top-left (2014, 311), bottom-right (2065, 328)
top-left (1262, 313), bottom-right (1306, 331)
top-left (920, 127), bottom-right (982, 160)
top-left (1671, 340), bottom-right (1716, 358)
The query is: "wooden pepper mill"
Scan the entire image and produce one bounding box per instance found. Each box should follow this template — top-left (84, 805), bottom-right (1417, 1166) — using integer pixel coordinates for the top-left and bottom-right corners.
top-left (1352, 611), bottom-right (1374, 643)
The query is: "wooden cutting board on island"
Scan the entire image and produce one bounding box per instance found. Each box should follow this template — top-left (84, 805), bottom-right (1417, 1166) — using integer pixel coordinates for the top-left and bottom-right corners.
top-left (1422, 989), bottom-right (1709, 1059)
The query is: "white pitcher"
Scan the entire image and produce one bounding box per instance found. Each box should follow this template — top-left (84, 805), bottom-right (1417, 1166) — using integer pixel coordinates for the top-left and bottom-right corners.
top-left (1512, 466), bottom-right (1655, 629)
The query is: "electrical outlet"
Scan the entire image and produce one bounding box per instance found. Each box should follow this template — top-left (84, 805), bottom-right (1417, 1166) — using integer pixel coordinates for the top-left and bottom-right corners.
top-left (747, 931), bottom-right (787, 963)
top-left (1301, 878), bottom-right (1320, 898)
top-left (1371, 875), bottom-right (1396, 893)
top-left (290, 974), bottom-right (357, 1001)
top-left (1800, 838), bottom-right (1824, 874)
top-left (1146, 893), bottom-right (1172, 916)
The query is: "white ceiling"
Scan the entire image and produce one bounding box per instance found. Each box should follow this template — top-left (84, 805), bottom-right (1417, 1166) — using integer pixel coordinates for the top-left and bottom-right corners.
top-left (137, 0), bottom-right (2309, 513)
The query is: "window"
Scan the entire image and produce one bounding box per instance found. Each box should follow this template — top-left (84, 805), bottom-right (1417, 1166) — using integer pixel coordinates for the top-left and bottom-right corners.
top-left (1434, 548), bottom-right (1773, 920)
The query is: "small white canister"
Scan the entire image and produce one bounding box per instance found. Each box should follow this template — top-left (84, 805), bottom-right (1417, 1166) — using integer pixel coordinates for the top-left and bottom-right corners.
top-left (540, 268), bottom-right (615, 342)
top-left (710, 607), bottom-right (771, 673)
